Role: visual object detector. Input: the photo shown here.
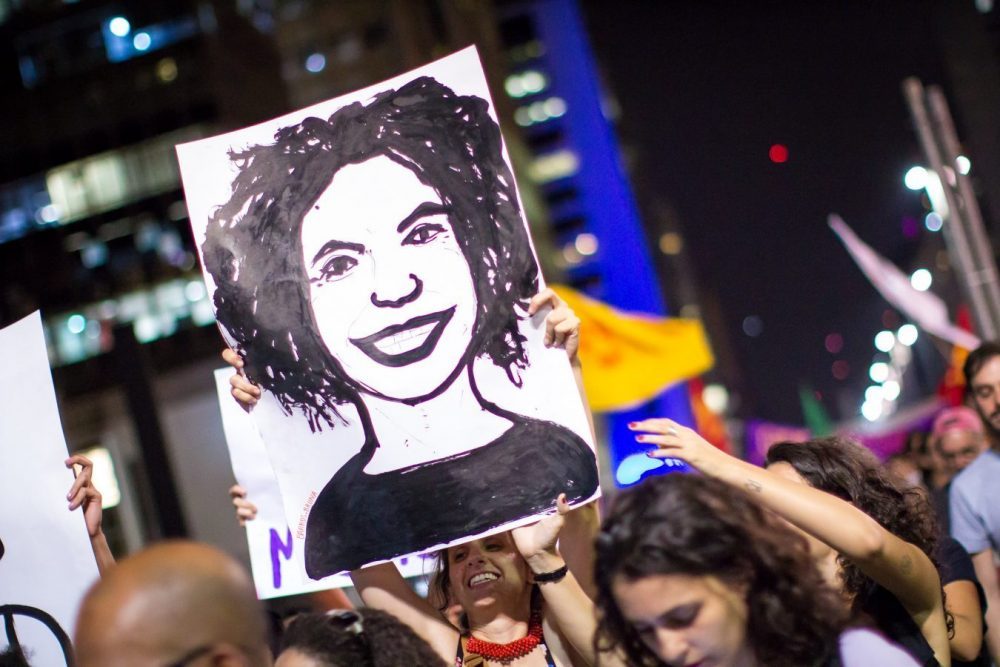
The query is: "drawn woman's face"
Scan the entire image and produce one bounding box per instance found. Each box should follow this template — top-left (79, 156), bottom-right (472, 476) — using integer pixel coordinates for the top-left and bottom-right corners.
top-left (300, 156), bottom-right (477, 401)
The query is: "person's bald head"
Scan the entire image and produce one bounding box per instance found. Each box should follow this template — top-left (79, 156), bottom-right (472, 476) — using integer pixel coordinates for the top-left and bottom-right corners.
top-left (74, 541), bottom-right (271, 667)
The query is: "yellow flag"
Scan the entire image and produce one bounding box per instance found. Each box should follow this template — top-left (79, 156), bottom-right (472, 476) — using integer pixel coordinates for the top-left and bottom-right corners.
top-left (553, 285), bottom-right (714, 413)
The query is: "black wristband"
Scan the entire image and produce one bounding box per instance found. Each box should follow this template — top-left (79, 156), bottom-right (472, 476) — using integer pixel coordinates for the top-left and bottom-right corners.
top-left (533, 564), bottom-right (568, 584)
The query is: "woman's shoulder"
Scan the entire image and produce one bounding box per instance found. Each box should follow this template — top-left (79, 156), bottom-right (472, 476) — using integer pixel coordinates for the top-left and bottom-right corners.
top-left (835, 627), bottom-right (922, 667)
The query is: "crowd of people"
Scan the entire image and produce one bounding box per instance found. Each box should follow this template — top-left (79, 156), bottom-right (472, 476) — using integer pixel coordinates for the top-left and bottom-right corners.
top-left (5, 297), bottom-right (1000, 667)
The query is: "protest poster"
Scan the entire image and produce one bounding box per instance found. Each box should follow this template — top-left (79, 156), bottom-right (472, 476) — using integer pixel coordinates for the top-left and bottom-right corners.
top-left (180, 47), bottom-right (599, 576)
top-left (0, 312), bottom-right (100, 666)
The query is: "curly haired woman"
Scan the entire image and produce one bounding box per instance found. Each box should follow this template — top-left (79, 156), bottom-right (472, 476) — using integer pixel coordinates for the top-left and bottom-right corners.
top-left (594, 473), bottom-right (919, 667)
top-left (638, 422), bottom-right (950, 666)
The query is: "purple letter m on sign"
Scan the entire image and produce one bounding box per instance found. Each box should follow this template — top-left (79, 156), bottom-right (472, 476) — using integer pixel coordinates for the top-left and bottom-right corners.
top-left (269, 528), bottom-right (294, 589)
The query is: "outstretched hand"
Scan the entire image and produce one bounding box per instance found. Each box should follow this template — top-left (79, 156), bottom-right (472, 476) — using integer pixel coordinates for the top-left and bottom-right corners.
top-left (529, 289), bottom-right (581, 365)
top-left (512, 493), bottom-right (569, 567)
top-left (66, 454), bottom-right (103, 538)
top-left (631, 418), bottom-right (730, 477)
top-left (229, 484), bottom-right (258, 526)
top-left (222, 348), bottom-right (261, 411)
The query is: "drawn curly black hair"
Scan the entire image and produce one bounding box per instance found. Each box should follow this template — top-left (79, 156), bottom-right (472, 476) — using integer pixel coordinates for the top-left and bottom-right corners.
top-left (202, 76), bottom-right (538, 431)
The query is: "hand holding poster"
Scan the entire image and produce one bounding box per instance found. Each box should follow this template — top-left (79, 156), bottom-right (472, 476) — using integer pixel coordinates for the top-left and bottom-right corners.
top-left (0, 312), bottom-right (101, 666)
top-left (180, 47), bottom-right (599, 576)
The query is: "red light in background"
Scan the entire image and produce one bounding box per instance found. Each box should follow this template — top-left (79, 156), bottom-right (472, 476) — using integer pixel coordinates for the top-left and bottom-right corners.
top-left (769, 144), bottom-right (789, 164)
top-left (832, 360), bottom-right (850, 380)
top-left (824, 332), bottom-right (843, 354)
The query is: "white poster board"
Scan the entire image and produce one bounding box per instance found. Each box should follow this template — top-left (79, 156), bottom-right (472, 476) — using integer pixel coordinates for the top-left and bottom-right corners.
top-left (213, 369), bottom-right (433, 598)
top-left (179, 46), bottom-right (599, 577)
top-left (0, 312), bottom-right (101, 666)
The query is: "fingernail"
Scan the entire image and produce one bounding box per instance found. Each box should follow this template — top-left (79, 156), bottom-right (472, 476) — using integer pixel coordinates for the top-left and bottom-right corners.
top-left (635, 435), bottom-right (646, 442)
top-left (627, 422), bottom-right (638, 428)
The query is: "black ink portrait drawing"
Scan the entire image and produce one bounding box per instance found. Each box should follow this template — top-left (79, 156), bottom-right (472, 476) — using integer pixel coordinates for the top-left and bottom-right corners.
top-left (0, 537), bottom-right (75, 666)
top-left (201, 75), bottom-right (599, 577)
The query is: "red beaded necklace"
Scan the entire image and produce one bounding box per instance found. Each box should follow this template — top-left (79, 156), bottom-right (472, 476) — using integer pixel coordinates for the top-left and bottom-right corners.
top-left (465, 609), bottom-right (544, 663)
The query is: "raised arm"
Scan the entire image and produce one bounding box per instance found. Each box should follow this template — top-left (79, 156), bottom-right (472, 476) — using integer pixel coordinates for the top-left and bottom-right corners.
top-left (349, 562), bottom-right (458, 661)
top-left (66, 455), bottom-right (115, 576)
top-left (638, 419), bottom-right (950, 666)
top-left (512, 496), bottom-right (623, 667)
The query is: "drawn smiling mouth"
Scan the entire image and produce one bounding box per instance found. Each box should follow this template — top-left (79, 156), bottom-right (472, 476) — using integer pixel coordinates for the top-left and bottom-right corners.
top-left (350, 307), bottom-right (455, 367)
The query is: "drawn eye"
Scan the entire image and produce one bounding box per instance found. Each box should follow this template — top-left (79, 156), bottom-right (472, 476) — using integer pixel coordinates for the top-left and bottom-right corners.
top-left (402, 222), bottom-right (445, 246)
top-left (317, 255), bottom-right (358, 281)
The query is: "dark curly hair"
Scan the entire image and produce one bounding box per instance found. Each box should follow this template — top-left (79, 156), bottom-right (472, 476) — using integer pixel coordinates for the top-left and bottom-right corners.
top-left (594, 474), bottom-right (846, 667)
top-left (202, 76), bottom-right (539, 431)
top-left (280, 609), bottom-right (447, 667)
top-left (765, 437), bottom-right (941, 615)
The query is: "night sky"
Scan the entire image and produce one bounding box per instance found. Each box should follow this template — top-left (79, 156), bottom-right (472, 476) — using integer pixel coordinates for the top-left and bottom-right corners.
top-left (581, 1), bottom-right (966, 424)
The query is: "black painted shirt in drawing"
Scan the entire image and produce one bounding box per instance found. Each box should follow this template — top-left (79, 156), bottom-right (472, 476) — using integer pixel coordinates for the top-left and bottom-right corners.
top-left (303, 417), bottom-right (599, 577)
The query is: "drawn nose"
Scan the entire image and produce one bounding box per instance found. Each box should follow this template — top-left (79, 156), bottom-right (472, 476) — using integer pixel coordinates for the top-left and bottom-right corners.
top-left (371, 274), bottom-right (422, 308)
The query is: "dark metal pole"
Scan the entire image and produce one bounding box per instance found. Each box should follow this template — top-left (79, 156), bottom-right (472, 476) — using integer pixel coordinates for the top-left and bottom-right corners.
top-left (112, 324), bottom-right (188, 538)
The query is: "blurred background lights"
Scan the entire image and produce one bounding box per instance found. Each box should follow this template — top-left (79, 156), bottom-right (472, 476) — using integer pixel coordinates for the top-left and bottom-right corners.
top-left (658, 232), bottom-right (683, 255)
top-left (504, 70), bottom-right (547, 98)
top-left (615, 452), bottom-right (666, 486)
top-left (305, 52), bottom-right (326, 73)
top-left (874, 330), bottom-right (895, 352)
top-left (768, 144), bottom-right (788, 164)
top-left (924, 212), bottom-right (943, 232)
top-left (882, 380), bottom-right (901, 401)
top-left (897, 323), bottom-right (918, 346)
top-left (742, 315), bottom-right (763, 337)
top-left (861, 400), bottom-right (883, 422)
top-left (865, 385), bottom-right (884, 403)
top-left (184, 279), bottom-right (206, 302)
top-left (574, 232), bottom-right (598, 256)
top-left (956, 155), bottom-right (971, 175)
top-left (543, 97), bottom-right (567, 118)
top-left (702, 384), bottom-right (729, 414)
top-left (869, 361), bottom-right (890, 383)
top-left (67, 313), bottom-right (86, 334)
top-left (923, 172), bottom-right (949, 218)
top-left (832, 359), bottom-right (850, 380)
top-left (910, 268), bottom-right (933, 291)
top-left (515, 97), bottom-right (568, 127)
top-left (825, 332), bottom-right (844, 354)
top-left (37, 204), bottom-right (60, 223)
top-left (156, 57), bottom-right (178, 83)
top-left (528, 150), bottom-right (579, 182)
top-left (904, 165), bottom-right (928, 191)
top-left (133, 31), bottom-right (152, 51)
top-left (108, 16), bottom-right (131, 37)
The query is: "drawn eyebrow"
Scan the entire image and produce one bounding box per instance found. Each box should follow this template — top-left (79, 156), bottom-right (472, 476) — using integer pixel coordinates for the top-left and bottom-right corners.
top-left (396, 202), bottom-right (450, 234)
top-left (311, 240), bottom-right (365, 266)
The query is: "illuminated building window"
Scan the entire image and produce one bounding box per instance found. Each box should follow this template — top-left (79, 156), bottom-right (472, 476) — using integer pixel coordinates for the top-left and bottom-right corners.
top-left (45, 275), bottom-right (216, 366)
top-left (0, 126), bottom-right (206, 246)
top-left (528, 150), bottom-right (579, 183)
